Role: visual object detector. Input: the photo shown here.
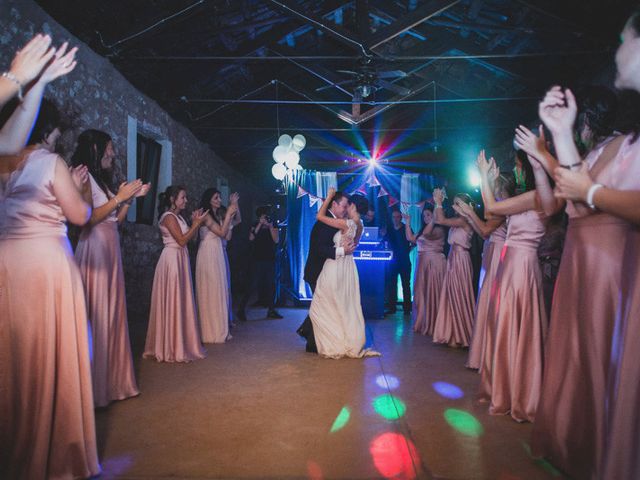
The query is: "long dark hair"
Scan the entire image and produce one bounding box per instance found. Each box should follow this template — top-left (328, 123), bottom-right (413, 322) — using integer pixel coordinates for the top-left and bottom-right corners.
top-left (350, 194), bottom-right (369, 216)
top-left (158, 185), bottom-right (186, 220)
top-left (200, 188), bottom-right (223, 224)
top-left (416, 205), bottom-right (437, 239)
top-left (575, 86), bottom-right (618, 153)
top-left (514, 149), bottom-right (536, 194)
top-left (71, 129), bottom-right (114, 196)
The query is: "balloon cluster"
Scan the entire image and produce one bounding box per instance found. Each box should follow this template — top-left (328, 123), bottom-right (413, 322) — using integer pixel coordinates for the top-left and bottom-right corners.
top-left (272, 134), bottom-right (306, 180)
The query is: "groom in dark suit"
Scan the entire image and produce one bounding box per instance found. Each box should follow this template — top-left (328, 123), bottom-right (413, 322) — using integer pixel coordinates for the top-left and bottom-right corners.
top-left (297, 191), bottom-right (355, 353)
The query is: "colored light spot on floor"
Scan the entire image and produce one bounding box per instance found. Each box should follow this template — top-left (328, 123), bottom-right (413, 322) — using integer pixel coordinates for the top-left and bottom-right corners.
top-left (329, 406), bottom-right (351, 433)
top-left (444, 409), bottom-right (484, 437)
top-left (373, 394), bottom-right (407, 420)
top-left (375, 374), bottom-right (400, 390)
top-left (432, 381), bottom-right (464, 399)
top-left (521, 442), bottom-right (562, 477)
top-left (370, 432), bottom-right (419, 480)
top-left (306, 460), bottom-right (323, 480)
top-left (395, 320), bottom-right (404, 343)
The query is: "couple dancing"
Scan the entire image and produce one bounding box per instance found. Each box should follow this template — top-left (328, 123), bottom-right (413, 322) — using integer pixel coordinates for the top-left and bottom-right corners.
top-left (298, 188), bottom-right (380, 359)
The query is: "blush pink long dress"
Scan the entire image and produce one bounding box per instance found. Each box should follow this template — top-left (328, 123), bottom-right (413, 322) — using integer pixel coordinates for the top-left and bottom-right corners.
top-left (432, 226), bottom-right (475, 347)
top-left (600, 138), bottom-right (640, 480)
top-left (532, 135), bottom-right (632, 479)
top-left (412, 226), bottom-right (446, 336)
top-left (144, 211), bottom-right (206, 362)
top-left (478, 209), bottom-right (548, 423)
top-left (0, 148), bottom-right (100, 479)
top-left (75, 174), bottom-right (139, 407)
top-left (466, 222), bottom-right (507, 369)
top-left (196, 224), bottom-right (231, 343)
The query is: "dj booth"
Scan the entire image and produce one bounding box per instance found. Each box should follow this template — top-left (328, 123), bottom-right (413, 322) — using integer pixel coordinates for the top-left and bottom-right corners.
top-left (353, 227), bottom-right (393, 319)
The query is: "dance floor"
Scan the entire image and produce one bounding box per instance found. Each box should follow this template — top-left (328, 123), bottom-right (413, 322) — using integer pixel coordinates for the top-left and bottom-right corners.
top-left (96, 309), bottom-right (562, 479)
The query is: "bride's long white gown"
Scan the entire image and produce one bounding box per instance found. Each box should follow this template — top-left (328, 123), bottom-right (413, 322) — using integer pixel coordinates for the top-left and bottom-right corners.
top-left (309, 219), bottom-right (381, 359)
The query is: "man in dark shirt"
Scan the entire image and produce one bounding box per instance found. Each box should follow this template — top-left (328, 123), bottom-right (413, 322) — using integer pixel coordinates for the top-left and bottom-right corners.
top-left (363, 207), bottom-right (377, 227)
top-left (237, 206), bottom-right (282, 320)
top-left (384, 209), bottom-right (413, 314)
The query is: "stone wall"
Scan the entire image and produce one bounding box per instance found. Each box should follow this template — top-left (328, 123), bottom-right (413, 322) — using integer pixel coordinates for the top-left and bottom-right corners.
top-left (0, 0), bottom-right (266, 319)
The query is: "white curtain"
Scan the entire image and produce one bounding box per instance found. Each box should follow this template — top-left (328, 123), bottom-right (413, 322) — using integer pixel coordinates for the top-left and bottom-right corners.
top-left (399, 173), bottom-right (422, 302)
top-left (315, 171), bottom-right (338, 210)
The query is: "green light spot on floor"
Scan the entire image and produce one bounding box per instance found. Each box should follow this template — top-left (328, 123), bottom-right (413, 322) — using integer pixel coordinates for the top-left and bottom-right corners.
top-left (395, 320), bottom-right (404, 344)
top-left (330, 406), bottom-right (351, 433)
top-left (444, 409), bottom-right (484, 437)
top-left (373, 394), bottom-right (407, 420)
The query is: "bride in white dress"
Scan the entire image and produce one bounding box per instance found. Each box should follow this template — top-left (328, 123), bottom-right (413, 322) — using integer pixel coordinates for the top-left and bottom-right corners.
top-left (309, 188), bottom-right (381, 359)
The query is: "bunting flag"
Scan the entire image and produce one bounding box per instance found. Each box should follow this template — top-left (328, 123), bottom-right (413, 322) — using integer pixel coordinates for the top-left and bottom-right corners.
top-left (297, 186), bottom-right (307, 198)
top-left (388, 196), bottom-right (399, 207)
top-left (356, 183), bottom-right (368, 195)
top-left (416, 200), bottom-right (426, 208)
top-left (366, 173), bottom-right (380, 187)
top-left (309, 195), bottom-right (321, 208)
top-left (377, 186), bottom-right (389, 197)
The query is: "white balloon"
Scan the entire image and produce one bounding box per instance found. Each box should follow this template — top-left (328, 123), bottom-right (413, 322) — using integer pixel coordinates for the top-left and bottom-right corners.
top-left (285, 150), bottom-right (300, 169)
top-left (292, 134), bottom-right (306, 152)
top-left (278, 134), bottom-right (293, 149)
top-left (272, 163), bottom-right (287, 180)
top-left (273, 145), bottom-right (288, 163)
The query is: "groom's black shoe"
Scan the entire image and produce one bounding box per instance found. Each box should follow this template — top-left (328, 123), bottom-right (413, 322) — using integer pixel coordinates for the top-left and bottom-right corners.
top-left (267, 309), bottom-right (283, 319)
top-left (297, 316), bottom-right (312, 338)
top-left (305, 342), bottom-right (318, 353)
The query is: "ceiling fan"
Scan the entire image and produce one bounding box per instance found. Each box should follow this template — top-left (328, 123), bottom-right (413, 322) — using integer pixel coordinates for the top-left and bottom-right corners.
top-left (316, 56), bottom-right (411, 98)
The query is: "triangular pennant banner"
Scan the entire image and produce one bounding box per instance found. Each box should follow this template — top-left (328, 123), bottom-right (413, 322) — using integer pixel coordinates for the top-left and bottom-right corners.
top-left (416, 200), bottom-right (426, 208)
top-left (367, 174), bottom-right (380, 187)
top-left (309, 195), bottom-right (321, 208)
top-left (356, 184), bottom-right (368, 195)
top-left (297, 186), bottom-right (307, 199)
top-left (388, 196), bottom-right (399, 207)
top-left (377, 186), bottom-right (389, 198)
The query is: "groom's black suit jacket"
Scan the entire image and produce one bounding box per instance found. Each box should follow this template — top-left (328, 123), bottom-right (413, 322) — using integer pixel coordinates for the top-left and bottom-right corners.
top-left (304, 215), bottom-right (340, 290)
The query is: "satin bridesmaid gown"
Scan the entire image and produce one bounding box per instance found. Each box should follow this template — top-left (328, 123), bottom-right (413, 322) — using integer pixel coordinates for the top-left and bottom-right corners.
top-left (412, 226), bottom-right (446, 336)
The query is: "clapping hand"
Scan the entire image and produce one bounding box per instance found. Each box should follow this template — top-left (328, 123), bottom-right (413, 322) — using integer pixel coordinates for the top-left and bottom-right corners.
top-left (116, 179), bottom-right (143, 202)
top-left (135, 183), bottom-right (151, 197)
top-left (192, 208), bottom-right (209, 224)
top-left (432, 188), bottom-right (444, 205)
top-left (229, 192), bottom-right (240, 205)
top-left (37, 42), bottom-right (78, 85)
top-left (554, 163), bottom-right (592, 202)
top-left (539, 86), bottom-right (577, 135)
top-left (9, 34), bottom-right (56, 86)
top-left (515, 124), bottom-right (548, 160)
top-left (476, 150), bottom-right (493, 175)
top-left (70, 164), bottom-right (88, 190)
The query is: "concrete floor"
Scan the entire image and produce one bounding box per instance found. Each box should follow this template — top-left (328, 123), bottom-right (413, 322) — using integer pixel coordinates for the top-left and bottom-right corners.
top-left (96, 309), bottom-right (563, 480)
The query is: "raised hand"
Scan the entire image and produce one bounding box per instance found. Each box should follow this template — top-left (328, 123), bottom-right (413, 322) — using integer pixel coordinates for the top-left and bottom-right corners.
top-left (135, 183), bottom-right (151, 197)
top-left (70, 164), bottom-right (88, 190)
top-left (229, 192), bottom-right (240, 205)
top-left (37, 42), bottom-right (78, 85)
top-left (554, 163), bottom-right (592, 202)
top-left (327, 187), bottom-right (336, 198)
top-left (9, 34), bottom-right (55, 86)
top-left (515, 124), bottom-right (548, 159)
top-left (476, 149), bottom-right (491, 174)
top-left (538, 86), bottom-right (577, 135)
top-left (116, 179), bottom-right (143, 202)
top-left (192, 208), bottom-right (209, 224)
top-left (227, 202), bottom-right (239, 215)
top-left (401, 213), bottom-right (410, 221)
top-left (432, 188), bottom-right (444, 205)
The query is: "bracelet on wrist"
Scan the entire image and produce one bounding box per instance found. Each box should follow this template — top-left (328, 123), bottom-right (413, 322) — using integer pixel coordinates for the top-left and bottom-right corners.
top-left (586, 183), bottom-right (603, 210)
top-left (113, 196), bottom-right (122, 209)
top-left (2, 71), bottom-right (23, 101)
top-left (559, 161), bottom-right (583, 170)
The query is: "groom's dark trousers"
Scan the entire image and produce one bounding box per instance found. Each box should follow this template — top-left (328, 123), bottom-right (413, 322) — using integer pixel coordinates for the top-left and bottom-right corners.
top-left (298, 218), bottom-right (340, 353)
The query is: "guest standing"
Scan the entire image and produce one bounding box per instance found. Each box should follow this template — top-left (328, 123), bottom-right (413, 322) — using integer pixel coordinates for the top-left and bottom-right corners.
top-left (476, 149), bottom-right (553, 423)
top-left (196, 189), bottom-right (239, 343)
top-left (72, 129), bottom-right (149, 407)
top-left (431, 191), bottom-right (475, 347)
top-left (237, 205), bottom-right (283, 320)
top-left (403, 208), bottom-right (446, 335)
top-left (384, 208), bottom-right (413, 314)
top-left (457, 173), bottom-right (513, 370)
top-left (0, 78), bottom-right (100, 477)
top-left (144, 186), bottom-right (208, 362)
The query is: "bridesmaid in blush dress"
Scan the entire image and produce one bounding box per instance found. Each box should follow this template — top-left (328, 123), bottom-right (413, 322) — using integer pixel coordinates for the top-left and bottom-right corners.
top-left (0, 99), bottom-right (100, 477)
top-left (526, 86), bottom-right (629, 478)
top-left (144, 186), bottom-right (208, 362)
top-left (431, 190), bottom-right (476, 347)
top-left (72, 129), bottom-right (149, 407)
top-left (196, 189), bottom-right (239, 343)
top-left (476, 150), bottom-right (555, 423)
top-left (457, 173), bottom-right (513, 370)
top-left (403, 207), bottom-right (446, 336)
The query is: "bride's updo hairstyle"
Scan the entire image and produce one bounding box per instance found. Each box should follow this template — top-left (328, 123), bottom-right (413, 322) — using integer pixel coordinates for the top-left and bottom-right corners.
top-left (157, 185), bottom-right (185, 219)
top-left (350, 194), bottom-right (369, 216)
